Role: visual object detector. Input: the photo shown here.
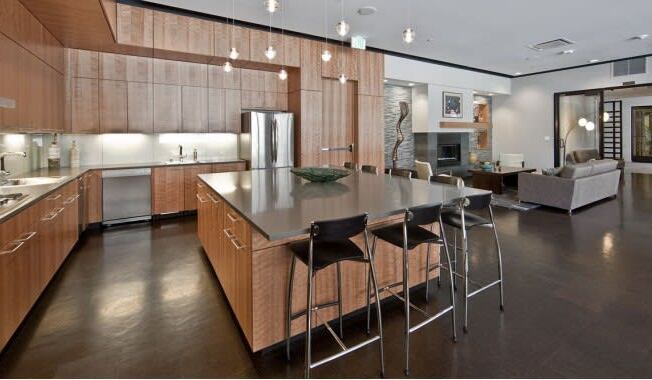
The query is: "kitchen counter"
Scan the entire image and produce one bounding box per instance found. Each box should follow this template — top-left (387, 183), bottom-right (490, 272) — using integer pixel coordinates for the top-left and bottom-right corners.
top-left (198, 167), bottom-right (489, 240)
top-left (0, 158), bottom-right (245, 223)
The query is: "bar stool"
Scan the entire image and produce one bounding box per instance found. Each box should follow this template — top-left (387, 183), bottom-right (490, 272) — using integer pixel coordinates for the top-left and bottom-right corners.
top-left (384, 168), bottom-right (413, 179)
top-left (343, 161), bottom-right (357, 170)
top-left (366, 204), bottom-right (456, 375)
top-left (433, 176), bottom-right (505, 333)
top-left (361, 165), bottom-right (378, 175)
top-left (286, 213), bottom-right (384, 378)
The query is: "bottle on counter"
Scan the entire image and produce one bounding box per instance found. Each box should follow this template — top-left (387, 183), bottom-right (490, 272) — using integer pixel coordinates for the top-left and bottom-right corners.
top-left (47, 134), bottom-right (61, 169)
top-left (193, 147), bottom-right (198, 162)
top-left (70, 139), bottom-right (80, 168)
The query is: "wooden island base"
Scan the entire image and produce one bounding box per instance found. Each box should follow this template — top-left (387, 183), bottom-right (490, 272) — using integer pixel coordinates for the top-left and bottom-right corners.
top-left (197, 182), bottom-right (440, 352)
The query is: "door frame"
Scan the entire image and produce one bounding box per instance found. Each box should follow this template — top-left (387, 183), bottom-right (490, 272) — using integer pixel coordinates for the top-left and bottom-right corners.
top-left (631, 105), bottom-right (652, 163)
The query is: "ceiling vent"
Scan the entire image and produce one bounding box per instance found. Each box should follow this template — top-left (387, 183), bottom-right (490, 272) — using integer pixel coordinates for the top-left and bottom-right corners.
top-left (528, 38), bottom-right (575, 51)
top-left (613, 57), bottom-right (647, 77)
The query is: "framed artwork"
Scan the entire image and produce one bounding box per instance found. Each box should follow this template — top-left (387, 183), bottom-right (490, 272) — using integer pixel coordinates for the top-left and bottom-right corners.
top-left (443, 91), bottom-right (463, 118)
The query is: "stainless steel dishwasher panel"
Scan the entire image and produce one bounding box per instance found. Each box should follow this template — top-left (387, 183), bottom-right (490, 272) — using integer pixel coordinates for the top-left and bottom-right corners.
top-left (102, 168), bottom-right (152, 225)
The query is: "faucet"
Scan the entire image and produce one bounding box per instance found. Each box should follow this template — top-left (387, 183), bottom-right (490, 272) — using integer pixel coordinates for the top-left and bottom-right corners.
top-left (0, 152), bottom-right (27, 185)
top-left (179, 145), bottom-right (183, 160)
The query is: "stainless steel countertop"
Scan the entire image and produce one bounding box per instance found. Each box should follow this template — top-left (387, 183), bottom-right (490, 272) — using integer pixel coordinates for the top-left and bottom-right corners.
top-left (0, 159), bottom-right (245, 223)
top-left (198, 168), bottom-right (490, 241)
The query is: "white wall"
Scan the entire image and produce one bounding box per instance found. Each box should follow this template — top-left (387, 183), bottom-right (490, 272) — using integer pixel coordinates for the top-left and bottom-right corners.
top-left (493, 58), bottom-right (652, 168)
top-left (385, 55), bottom-right (511, 133)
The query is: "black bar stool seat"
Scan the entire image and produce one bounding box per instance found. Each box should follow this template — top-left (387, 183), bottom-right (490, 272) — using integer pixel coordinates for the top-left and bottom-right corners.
top-left (371, 223), bottom-right (442, 250)
top-left (440, 210), bottom-right (491, 230)
top-left (289, 239), bottom-right (366, 270)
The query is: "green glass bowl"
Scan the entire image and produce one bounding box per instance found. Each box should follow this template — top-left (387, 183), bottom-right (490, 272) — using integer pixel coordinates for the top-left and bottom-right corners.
top-left (290, 167), bottom-right (351, 182)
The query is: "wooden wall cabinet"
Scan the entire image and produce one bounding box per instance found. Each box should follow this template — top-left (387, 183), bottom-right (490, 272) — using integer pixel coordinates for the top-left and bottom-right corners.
top-left (208, 88), bottom-right (225, 132)
top-left (99, 79), bottom-right (128, 133)
top-left (357, 51), bottom-right (384, 97)
top-left (0, 34), bottom-right (21, 129)
top-left (99, 52), bottom-right (127, 81)
top-left (153, 84), bottom-right (181, 133)
top-left (179, 62), bottom-right (207, 87)
top-left (321, 43), bottom-right (358, 80)
top-left (249, 29), bottom-right (284, 64)
top-left (68, 49), bottom-right (99, 79)
top-left (116, 3), bottom-right (153, 48)
top-left (153, 11), bottom-right (213, 56)
top-left (152, 166), bottom-right (184, 214)
top-left (356, 95), bottom-right (385, 171)
top-left (181, 86), bottom-right (208, 132)
top-left (127, 82), bottom-right (153, 133)
top-left (225, 89), bottom-right (242, 133)
top-left (71, 77), bottom-right (100, 133)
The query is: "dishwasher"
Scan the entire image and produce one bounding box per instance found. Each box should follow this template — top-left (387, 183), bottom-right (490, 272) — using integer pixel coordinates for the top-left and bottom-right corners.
top-left (102, 168), bottom-right (152, 226)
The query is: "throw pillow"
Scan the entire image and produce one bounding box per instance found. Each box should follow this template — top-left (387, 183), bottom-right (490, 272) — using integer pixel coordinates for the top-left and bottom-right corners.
top-left (542, 167), bottom-right (563, 176)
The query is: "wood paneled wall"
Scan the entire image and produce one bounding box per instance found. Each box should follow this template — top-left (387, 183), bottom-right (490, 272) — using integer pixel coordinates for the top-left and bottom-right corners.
top-left (0, 0), bottom-right (64, 132)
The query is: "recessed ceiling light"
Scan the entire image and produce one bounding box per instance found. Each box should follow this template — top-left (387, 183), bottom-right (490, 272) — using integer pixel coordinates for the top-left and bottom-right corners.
top-left (472, 90), bottom-right (478, 94)
top-left (514, 72), bottom-right (522, 75)
top-left (383, 79), bottom-right (388, 83)
top-left (357, 6), bottom-right (377, 16)
top-left (589, 59), bottom-right (600, 63)
top-left (560, 49), bottom-right (575, 55)
top-left (488, 93), bottom-right (494, 96)
top-left (631, 34), bottom-right (649, 40)
top-left (408, 83), bottom-right (415, 87)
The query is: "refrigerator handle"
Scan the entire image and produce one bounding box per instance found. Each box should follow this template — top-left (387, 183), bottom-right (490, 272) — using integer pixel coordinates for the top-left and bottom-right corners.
top-left (272, 118), bottom-right (278, 164)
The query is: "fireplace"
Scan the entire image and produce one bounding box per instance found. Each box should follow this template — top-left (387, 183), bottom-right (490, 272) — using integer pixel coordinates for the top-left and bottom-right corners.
top-left (437, 143), bottom-right (461, 166)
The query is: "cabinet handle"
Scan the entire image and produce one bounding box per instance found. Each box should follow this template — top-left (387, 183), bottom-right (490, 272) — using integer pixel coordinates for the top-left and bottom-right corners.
top-left (223, 228), bottom-right (235, 239)
top-left (41, 212), bottom-right (57, 221)
top-left (15, 231), bottom-right (37, 242)
top-left (206, 193), bottom-right (220, 203)
top-left (0, 240), bottom-right (24, 256)
top-left (230, 236), bottom-right (246, 250)
top-left (196, 193), bottom-right (208, 203)
top-left (226, 212), bottom-right (239, 223)
top-left (64, 194), bottom-right (80, 204)
top-left (46, 194), bottom-right (62, 201)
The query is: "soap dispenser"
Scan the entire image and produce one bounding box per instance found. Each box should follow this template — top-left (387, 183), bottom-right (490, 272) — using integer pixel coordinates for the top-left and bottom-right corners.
top-left (70, 140), bottom-right (80, 168)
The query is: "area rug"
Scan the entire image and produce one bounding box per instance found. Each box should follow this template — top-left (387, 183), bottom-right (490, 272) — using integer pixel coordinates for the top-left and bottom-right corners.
top-left (490, 190), bottom-right (540, 212)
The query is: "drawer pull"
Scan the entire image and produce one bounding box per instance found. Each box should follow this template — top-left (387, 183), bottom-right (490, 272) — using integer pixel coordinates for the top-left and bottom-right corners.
top-left (223, 228), bottom-right (235, 239)
top-left (226, 212), bottom-right (239, 223)
top-left (15, 231), bottom-right (37, 242)
top-left (0, 241), bottom-right (24, 256)
top-left (196, 193), bottom-right (208, 203)
top-left (46, 194), bottom-right (62, 201)
top-left (64, 194), bottom-right (80, 204)
top-left (230, 237), bottom-right (246, 250)
top-left (206, 193), bottom-right (220, 203)
top-left (41, 212), bottom-right (57, 221)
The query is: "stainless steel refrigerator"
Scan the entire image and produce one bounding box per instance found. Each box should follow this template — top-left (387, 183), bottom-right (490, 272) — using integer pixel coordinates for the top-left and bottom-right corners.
top-left (240, 111), bottom-right (294, 169)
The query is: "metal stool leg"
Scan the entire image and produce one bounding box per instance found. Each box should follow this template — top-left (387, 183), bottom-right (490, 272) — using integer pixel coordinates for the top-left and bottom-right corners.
top-left (462, 229), bottom-right (469, 333)
top-left (305, 269), bottom-right (314, 378)
top-left (425, 242), bottom-right (431, 301)
top-left (336, 262), bottom-right (344, 338)
top-left (489, 206), bottom-right (505, 311)
top-left (286, 255), bottom-right (296, 361)
top-left (366, 235), bottom-right (377, 334)
top-left (440, 216), bottom-right (457, 342)
top-left (402, 224), bottom-right (410, 375)
top-left (366, 232), bottom-right (385, 376)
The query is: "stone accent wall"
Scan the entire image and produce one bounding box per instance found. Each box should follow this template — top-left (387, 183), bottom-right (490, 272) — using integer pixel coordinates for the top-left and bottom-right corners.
top-left (469, 129), bottom-right (493, 163)
top-left (384, 85), bottom-right (415, 169)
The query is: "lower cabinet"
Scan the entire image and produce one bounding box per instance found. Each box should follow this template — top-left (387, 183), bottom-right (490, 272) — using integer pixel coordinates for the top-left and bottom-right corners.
top-left (82, 170), bottom-right (103, 224)
top-left (0, 180), bottom-right (79, 351)
top-left (198, 186), bottom-right (252, 340)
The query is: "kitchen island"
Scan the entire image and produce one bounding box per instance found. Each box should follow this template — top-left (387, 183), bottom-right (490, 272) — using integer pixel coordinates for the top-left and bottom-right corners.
top-left (197, 168), bottom-right (488, 352)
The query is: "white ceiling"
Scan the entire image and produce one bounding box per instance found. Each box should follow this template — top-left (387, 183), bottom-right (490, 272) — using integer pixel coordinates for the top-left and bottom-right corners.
top-left (146, 0), bottom-right (652, 76)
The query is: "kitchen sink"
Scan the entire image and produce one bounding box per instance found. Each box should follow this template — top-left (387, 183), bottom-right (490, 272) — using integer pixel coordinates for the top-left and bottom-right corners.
top-left (1, 176), bottom-right (66, 187)
top-left (162, 160), bottom-right (202, 165)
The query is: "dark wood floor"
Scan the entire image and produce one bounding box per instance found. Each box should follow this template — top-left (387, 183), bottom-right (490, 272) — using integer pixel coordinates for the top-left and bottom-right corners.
top-left (2, 174), bottom-right (652, 378)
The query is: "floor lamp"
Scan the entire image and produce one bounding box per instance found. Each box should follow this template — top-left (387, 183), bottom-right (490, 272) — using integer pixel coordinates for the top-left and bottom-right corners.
top-left (561, 118), bottom-right (595, 165)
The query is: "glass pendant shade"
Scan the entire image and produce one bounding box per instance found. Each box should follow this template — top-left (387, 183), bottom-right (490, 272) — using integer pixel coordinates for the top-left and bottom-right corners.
top-left (264, 46), bottom-right (277, 60)
top-left (578, 117), bottom-right (588, 127)
top-left (321, 49), bottom-right (332, 62)
top-left (279, 69), bottom-right (288, 80)
top-left (585, 121), bottom-right (595, 131)
top-left (336, 20), bottom-right (350, 37)
top-left (338, 73), bottom-right (347, 84)
top-left (264, 0), bottom-right (279, 13)
top-left (223, 61), bottom-right (233, 72)
top-left (403, 28), bottom-right (415, 43)
top-left (229, 47), bottom-right (239, 60)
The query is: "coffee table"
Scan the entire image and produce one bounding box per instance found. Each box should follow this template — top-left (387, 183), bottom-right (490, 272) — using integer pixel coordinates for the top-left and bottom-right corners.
top-left (468, 166), bottom-right (536, 194)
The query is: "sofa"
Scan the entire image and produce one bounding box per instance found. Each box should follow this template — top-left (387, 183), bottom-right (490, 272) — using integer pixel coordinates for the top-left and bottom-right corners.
top-left (518, 159), bottom-right (620, 214)
top-left (566, 148), bottom-right (625, 172)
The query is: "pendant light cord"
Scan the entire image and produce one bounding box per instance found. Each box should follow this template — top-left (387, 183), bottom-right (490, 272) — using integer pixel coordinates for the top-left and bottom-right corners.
top-left (324, 0), bottom-right (328, 45)
top-left (340, 0), bottom-right (344, 73)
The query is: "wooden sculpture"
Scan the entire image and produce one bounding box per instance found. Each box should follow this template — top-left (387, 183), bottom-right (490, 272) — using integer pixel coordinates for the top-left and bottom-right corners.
top-left (392, 101), bottom-right (409, 169)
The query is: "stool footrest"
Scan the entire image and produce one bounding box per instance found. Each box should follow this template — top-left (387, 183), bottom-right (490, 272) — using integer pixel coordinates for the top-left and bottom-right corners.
top-left (310, 335), bottom-right (380, 370)
top-left (290, 300), bottom-right (340, 320)
top-left (467, 279), bottom-right (502, 299)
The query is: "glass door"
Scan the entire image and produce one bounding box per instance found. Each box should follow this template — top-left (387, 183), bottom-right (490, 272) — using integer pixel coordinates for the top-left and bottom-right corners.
top-left (554, 90), bottom-right (604, 166)
top-left (632, 106), bottom-right (652, 162)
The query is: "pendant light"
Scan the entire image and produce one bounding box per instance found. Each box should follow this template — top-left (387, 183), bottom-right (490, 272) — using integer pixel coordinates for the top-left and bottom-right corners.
top-left (223, 61), bottom-right (233, 73)
top-left (321, 0), bottom-right (332, 62)
top-left (264, 0), bottom-right (279, 13)
top-left (264, 11), bottom-right (277, 60)
top-left (228, 0), bottom-right (239, 60)
top-left (335, 0), bottom-right (349, 37)
top-left (402, 0), bottom-right (415, 43)
top-left (278, 2), bottom-right (287, 80)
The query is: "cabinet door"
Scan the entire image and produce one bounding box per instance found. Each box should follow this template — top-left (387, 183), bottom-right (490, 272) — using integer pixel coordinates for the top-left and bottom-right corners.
top-left (99, 80), bottom-right (128, 133)
top-left (71, 78), bottom-right (100, 133)
top-left (126, 55), bottom-right (152, 83)
top-left (283, 35), bottom-right (301, 68)
top-left (356, 95), bottom-right (384, 172)
top-left (224, 89), bottom-right (241, 133)
top-left (153, 84), bottom-right (181, 133)
top-left (127, 82), bottom-right (153, 133)
top-left (152, 167), bottom-right (184, 214)
top-left (207, 190), bottom-right (222, 271)
top-left (357, 51), bottom-right (384, 96)
top-left (208, 88), bottom-right (225, 133)
top-left (86, 171), bottom-right (103, 224)
top-left (184, 165), bottom-right (213, 211)
top-left (249, 29), bottom-right (284, 64)
top-left (99, 52), bottom-right (127, 81)
top-left (0, 33), bottom-right (20, 129)
top-left (179, 62), bottom-right (207, 87)
top-left (214, 23), bottom-right (250, 61)
top-left (187, 18), bottom-right (213, 56)
top-left (181, 86), bottom-right (208, 132)
top-left (153, 11), bottom-right (189, 53)
top-left (116, 3), bottom-right (154, 48)
top-left (241, 90), bottom-right (265, 110)
top-left (68, 49), bottom-right (99, 79)
top-left (196, 183), bottom-right (209, 248)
